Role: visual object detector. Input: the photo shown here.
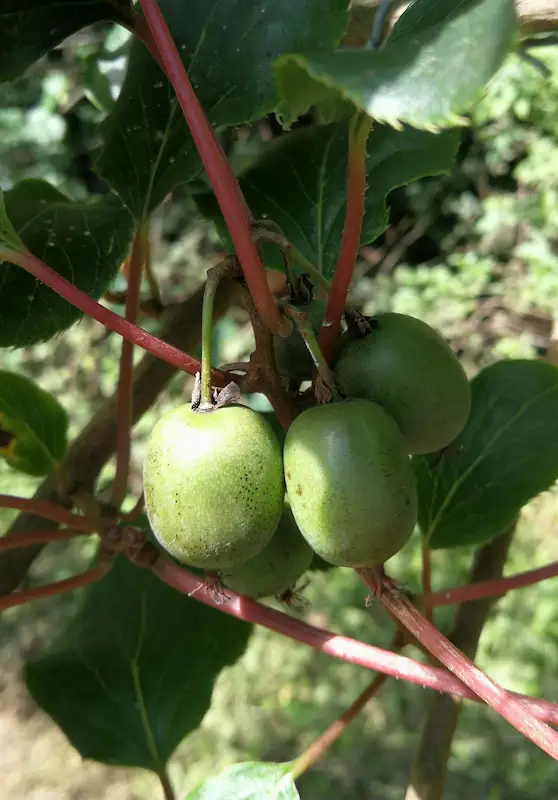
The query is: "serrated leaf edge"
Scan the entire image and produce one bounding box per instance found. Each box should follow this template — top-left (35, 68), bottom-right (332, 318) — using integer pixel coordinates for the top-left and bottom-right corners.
top-left (274, 53), bottom-right (471, 133)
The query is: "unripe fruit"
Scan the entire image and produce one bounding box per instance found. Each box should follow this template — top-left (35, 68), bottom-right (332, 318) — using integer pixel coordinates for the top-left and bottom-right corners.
top-left (274, 299), bottom-right (326, 383)
top-left (284, 398), bottom-right (417, 568)
top-left (219, 502), bottom-right (313, 598)
top-left (143, 404), bottom-right (284, 569)
top-left (334, 313), bottom-right (471, 454)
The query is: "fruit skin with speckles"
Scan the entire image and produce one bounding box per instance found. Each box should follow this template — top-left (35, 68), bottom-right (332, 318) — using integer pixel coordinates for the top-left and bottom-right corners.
top-left (274, 299), bottom-right (325, 383)
top-left (143, 403), bottom-right (284, 569)
top-left (284, 398), bottom-right (417, 568)
top-left (219, 501), bottom-right (313, 598)
top-left (334, 313), bottom-right (471, 455)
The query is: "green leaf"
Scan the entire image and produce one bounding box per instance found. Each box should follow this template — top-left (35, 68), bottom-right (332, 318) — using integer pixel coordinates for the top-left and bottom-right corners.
top-left (185, 762), bottom-right (299, 800)
top-left (0, 0), bottom-right (133, 82)
top-left (24, 555), bottom-right (251, 771)
top-left (0, 179), bottom-right (133, 348)
top-left (0, 188), bottom-right (25, 252)
top-left (196, 120), bottom-right (459, 279)
top-left (83, 54), bottom-right (117, 114)
top-left (274, 0), bottom-right (517, 130)
top-left (0, 371), bottom-right (68, 476)
top-left (95, 0), bottom-right (349, 218)
top-left (415, 360), bottom-right (558, 550)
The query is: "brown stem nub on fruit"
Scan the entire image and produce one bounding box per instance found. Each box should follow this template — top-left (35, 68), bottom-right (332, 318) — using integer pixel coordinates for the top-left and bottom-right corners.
top-left (284, 305), bottom-right (340, 402)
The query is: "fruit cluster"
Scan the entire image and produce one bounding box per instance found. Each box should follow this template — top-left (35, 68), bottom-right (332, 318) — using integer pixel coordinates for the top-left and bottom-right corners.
top-left (143, 313), bottom-right (471, 600)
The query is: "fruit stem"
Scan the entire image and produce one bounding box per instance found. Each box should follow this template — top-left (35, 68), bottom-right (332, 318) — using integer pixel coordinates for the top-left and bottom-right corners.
top-left (0, 562), bottom-right (111, 611)
top-left (284, 305), bottom-right (340, 402)
top-left (151, 556), bottom-right (558, 724)
top-left (199, 260), bottom-right (234, 407)
top-left (358, 569), bottom-right (558, 760)
top-left (136, 0), bottom-right (289, 337)
top-left (252, 224), bottom-right (331, 294)
top-left (0, 494), bottom-right (100, 531)
top-left (290, 647), bottom-right (398, 780)
top-left (0, 529), bottom-right (91, 552)
top-left (421, 559), bottom-right (558, 609)
top-left (319, 114), bottom-right (371, 364)
top-left (0, 247), bottom-right (227, 383)
top-left (111, 221), bottom-right (149, 509)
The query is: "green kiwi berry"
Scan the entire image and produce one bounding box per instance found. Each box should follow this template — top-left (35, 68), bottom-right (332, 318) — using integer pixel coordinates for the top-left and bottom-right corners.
top-left (219, 501), bottom-right (313, 598)
top-left (143, 403), bottom-right (284, 569)
top-left (335, 313), bottom-right (471, 454)
top-left (284, 398), bottom-right (417, 568)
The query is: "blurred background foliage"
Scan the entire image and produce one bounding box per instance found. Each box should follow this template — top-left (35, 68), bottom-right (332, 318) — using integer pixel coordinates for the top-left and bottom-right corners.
top-left (1, 17), bottom-right (558, 800)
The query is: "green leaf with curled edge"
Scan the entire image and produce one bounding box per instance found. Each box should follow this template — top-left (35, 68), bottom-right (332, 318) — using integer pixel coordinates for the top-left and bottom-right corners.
top-left (0, 371), bottom-right (68, 476)
top-left (185, 762), bottom-right (299, 800)
top-left (414, 360), bottom-right (558, 550)
top-left (196, 120), bottom-right (459, 279)
top-left (95, 0), bottom-right (350, 218)
top-left (0, 179), bottom-right (133, 348)
top-left (274, 0), bottom-right (517, 130)
top-left (24, 555), bottom-right (252, 771)
top-left (0, 0), bottom-right (133, 83)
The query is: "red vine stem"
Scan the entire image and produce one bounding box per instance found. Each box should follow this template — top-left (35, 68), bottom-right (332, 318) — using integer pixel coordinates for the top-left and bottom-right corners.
top-left (0, 495), bottom-right (99, 532)
top-left (136, 0), bottom-right (289, 338)
top-left (0, 248), bottom-right (226, 384)
top-left (111, 223), bottom-right (149, 509)
top-left (0, 529), bottom-right (90, 551)
top-left (0, 563), bottom-right (111, 611)
top-left (358, 570), bottom-right (558, 759)
top-left (290, 670), bottom-right (389, 780)
top-left (152, 558), bottom-right (558, 725)
top-left (319, 114), bottom-right (371, 363)
top-left (422, 560), bottom-right (558, 609)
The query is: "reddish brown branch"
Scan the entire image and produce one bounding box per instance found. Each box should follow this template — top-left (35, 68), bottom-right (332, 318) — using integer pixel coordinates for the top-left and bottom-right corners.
top-left (136, 0), bottom-right (289, 337)
top-left (319, 116), bottom-right (371, 363)
top-left (422, 560), bottom-right (558, 609)
top-left (0, 495), bottom-right (99, 532)
top-left (0, 562), bottom-right (111, 611)
top-left (0, 529), bottom-right (90, 551)
top-left (406, 525), bottom-right (515, 800)
top-left (358, 570), bottom-right (558, 759)
top-left (291, 642), bottom-right (397, 779)
top-left (111, 224), bottom-right (149, 508)
top-left (0, 248), bottom-right (226, 384)
top-left (152, 557), bottom-right (558, 725)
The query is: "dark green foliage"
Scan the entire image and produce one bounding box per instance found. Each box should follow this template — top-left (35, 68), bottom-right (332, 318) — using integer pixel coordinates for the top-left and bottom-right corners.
top-left (0, 180), bottom-right (133, 347)
top-left (415, 360), bottom-right (558, 549)
top-left (95, 0), bottom-right (349, 217)
top-left (24, 556), bottom-right (252, 771)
